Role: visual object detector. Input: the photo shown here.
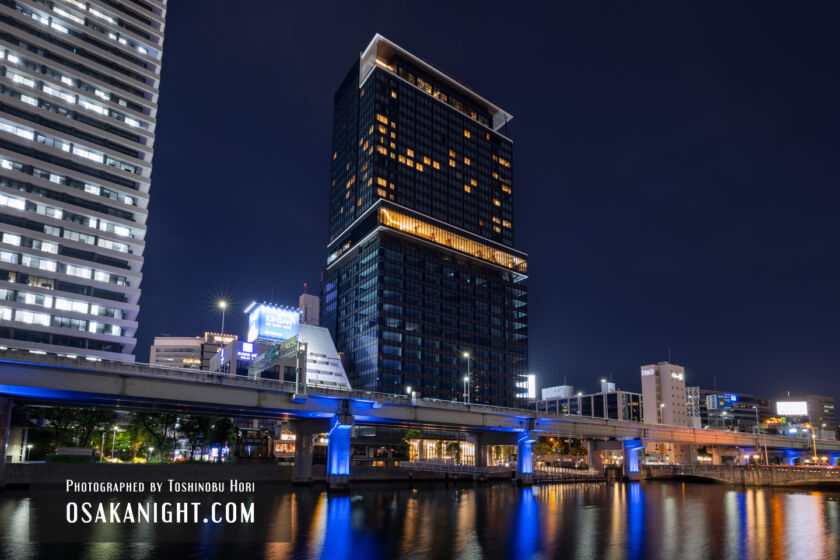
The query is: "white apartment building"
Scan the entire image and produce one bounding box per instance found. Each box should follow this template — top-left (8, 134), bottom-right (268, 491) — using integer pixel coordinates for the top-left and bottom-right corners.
top-left (641, 362), bottom-right (689, 426)
top-left (0, 0), bottom-right (167, 359)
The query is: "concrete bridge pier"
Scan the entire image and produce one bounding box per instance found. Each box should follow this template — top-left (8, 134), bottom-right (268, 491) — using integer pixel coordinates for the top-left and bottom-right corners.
top-left (326, 414), bottom-right (354, 490)
top-left (622, 439), bottom-right (644, 480)
top-left (709, 446), bottom-right (742, 465)
top-left (0, 398), bottom-right (11, 488)
top-left (516, 430), bottom-right (537, 485)
top-left (292, 418), bottom-right (329, 484)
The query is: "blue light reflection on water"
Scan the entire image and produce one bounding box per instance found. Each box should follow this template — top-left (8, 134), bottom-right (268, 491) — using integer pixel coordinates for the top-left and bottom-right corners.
top-left (627, 482), bottom-right (645, 560)
top-left (509, 487), bottom-right (540, 559)
top-left (2, 482), bottom-right (840, 559)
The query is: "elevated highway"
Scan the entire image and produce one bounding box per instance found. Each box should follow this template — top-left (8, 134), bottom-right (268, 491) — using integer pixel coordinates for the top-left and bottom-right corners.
top-left (1, 350), bottom-right (838, 486)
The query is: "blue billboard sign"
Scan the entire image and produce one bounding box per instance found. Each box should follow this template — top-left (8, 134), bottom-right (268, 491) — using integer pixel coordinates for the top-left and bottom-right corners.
top-left (706, 394), bottom-right (736, 410)
top-left (247, 304), bottom-right (300, 343)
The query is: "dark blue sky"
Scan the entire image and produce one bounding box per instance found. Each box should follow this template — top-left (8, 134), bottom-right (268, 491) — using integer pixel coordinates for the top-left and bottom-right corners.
top-left (140, 1), bottom-right (839, 402)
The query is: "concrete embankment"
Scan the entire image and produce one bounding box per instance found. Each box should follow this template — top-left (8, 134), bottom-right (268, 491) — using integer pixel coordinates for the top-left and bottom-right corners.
top-left (4, 463), bottom-right (514, 487)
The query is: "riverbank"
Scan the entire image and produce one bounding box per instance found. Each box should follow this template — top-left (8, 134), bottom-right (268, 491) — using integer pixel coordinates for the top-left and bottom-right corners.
top-left (3, 463), bottom-right (519, 487)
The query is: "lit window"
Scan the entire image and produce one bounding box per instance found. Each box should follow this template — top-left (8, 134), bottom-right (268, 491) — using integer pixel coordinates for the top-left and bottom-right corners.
top-left (502, 185), bottom-right (512, 194)
top-left (464, 157), bottom-right (471, 166)
top-left (1, 233), bottom-right (21, 246)
top-left (449, 159), bottom-right (455, 167)
top-left (391, 91), bottom-right (397, 98)
top-left (432, 161), bottom-right (440, 169)
top-left (407, 149), bottom-right (414, 157)
top-left (464, 130), bottom-right (471, 138)
top-left (376, 114), bottom-right (389, 124)
top-left (377, 177), bottom-right (387, 186)
top-left (376, 146), bottom-right (387, 155)
top-left (378, 208), bottom-right (527, 273)
top-left (493, 199), bottom-right (501, 207)
top-left (470, 179), bottom-right (477, 186)
top-left (416, 163), bottom-right (423, 172)
top-left (449, 149), bottom-right (456, 157)
top-left (464, 185), bottom-right (471, 193)
top-left (423, 156), bottom-right (431, 165)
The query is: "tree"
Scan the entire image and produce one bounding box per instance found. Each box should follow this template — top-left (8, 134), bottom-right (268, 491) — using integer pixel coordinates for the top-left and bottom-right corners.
top-left (396, 429), bottom-right (423, 460)
top-left (137, 413), bottom-right (177, 461)
top-left (209, 417), bottom-right (236, 461)
top-left (532, 436), bottom-right (554, 457)
top-left (180, 415), bottom-right (212, 460)
top-left (40, 407), bottom-right (79, 449)
top-left (75, 409), bottom-right (116, 449)
top-left (445, 441), bottom-right (462, 464)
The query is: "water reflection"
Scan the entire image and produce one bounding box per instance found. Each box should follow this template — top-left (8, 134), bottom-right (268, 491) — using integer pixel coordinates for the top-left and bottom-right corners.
top-left (1, 482), bottom-right (840, 559)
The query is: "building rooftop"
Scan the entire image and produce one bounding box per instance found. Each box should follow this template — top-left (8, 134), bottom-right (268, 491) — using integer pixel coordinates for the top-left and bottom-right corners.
top-left (359, 34), bottom-right (514, 131)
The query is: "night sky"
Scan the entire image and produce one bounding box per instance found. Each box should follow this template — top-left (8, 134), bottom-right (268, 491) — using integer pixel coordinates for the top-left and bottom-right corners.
top-left (140, 2), bottom-right (839, 403)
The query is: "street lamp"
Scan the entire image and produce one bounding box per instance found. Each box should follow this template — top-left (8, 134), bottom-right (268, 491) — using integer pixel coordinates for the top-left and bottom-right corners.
top-left (111, 425), bottom-right (117, 460)
top-left (147, 446), bottom-right (154, 462)
top-left (753, 406), bottom-right (769, 465)
top-left (462, 352), bottom-right (471, 405)
top-left (217, 300), bottom-right (228, 373)
top-left (659, 403), bottom-right (665, 424)
top-left (25, 444), bottom-right (32, 462)
top-left (809, 414), bottom-right (819, 462)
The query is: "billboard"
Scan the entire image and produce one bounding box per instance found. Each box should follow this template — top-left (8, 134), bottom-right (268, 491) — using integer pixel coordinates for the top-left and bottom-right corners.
top-left (247, 304), bottom-right (300, 343)
top-left (706, 394), bottom-right (737, 410)
top-left (776, 401), bottom-right (808, 416)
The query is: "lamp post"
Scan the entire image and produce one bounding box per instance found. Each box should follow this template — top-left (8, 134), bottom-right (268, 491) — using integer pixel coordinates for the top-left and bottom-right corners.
top-left (217, 300), bottom-right (227, 373)
top-left (147, 447), bottom-right (154, 462)
top-left (754, 406), bottom-right (769, 465)
top-left (809, 414), bottom-right (818, 463)
top-left (100, 432), bottom-right (105, 462)
top-left (111, 425), bottom-right (117, 461)
top-left (462, 352), bottom-right (471, 405)
top-left (25, 444), bottom-right (32, 462)
top-left (659, 403), bottom-right (665, 424)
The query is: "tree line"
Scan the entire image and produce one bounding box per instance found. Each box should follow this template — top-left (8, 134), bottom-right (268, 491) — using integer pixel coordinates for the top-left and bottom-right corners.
top-left (23, 406), bottom-right (237, 462)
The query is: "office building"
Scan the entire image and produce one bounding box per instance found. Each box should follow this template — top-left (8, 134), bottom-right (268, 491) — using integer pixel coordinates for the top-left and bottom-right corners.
top-left (776, 391), bottom-right (837, 436)
top-left (0, 0), bottom-right (166, 359)
top-left (149, 335), bottom-right (201, 368)
top-left (149, 332), bottom-right (236, 370)
top-left (321, 35), bottom-right (528, 407)
top-left (701, 390), bottom-right (771, 432)
top-left (686, 386), bottom-right (702, 428)
top-left (640, 362), bottom-right (691, 463)
top-left (641, 362), bottom-right (689, 426)
top-left (299, 291), bottom-right (319, 326)
top-left (211, 323), bottom-right (351, 391)
top-left (532, 387), bottom-right (642, 422)
top-left (541, 385), bottom-right (574, 401)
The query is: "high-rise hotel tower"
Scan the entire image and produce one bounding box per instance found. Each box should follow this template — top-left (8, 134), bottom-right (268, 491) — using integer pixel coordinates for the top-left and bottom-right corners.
top-left (322, 35), bottom-right (528, 407)
top-left (0, 0), bottom-right (166, 360)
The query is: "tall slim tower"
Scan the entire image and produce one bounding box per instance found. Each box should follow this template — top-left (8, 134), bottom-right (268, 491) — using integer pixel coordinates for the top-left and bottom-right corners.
top-left (321, 35), bottom-right (528, 407)
top-left (0, 0), bottom-right (166, 360)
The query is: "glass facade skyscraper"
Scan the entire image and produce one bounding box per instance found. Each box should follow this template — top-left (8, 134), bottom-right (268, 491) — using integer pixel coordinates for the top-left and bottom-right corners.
top-left (322, 35), bottom-right (528, 407)
top-left (0, 0), bottom-right (165, 360)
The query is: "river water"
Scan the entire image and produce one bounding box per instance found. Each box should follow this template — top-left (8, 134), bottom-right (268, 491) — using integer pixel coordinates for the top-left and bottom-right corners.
top-left (1, 481), bottom-right (839, 559)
